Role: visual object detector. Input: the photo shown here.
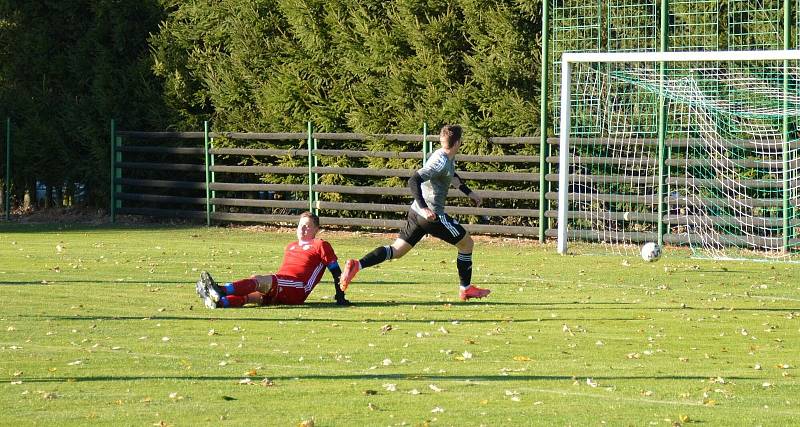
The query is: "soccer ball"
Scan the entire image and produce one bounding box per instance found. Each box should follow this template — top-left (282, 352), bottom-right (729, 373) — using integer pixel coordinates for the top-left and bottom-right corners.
top-left (640, 242), bottom-right (662, 262)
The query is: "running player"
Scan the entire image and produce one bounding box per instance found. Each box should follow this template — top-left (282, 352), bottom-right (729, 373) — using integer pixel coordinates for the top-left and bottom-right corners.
top-left (340, 124), bottom-right (491, 301)
top-left (195, 211), bottom-right (350, 308)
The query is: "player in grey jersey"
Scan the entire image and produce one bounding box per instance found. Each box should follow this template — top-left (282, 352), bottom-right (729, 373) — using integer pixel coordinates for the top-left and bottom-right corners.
top-left (340, 125), bottom-right (491, 301)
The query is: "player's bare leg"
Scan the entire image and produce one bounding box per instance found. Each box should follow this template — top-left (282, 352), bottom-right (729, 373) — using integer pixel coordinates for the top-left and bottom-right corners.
top-left (245, 291), bottom-right (266, 305)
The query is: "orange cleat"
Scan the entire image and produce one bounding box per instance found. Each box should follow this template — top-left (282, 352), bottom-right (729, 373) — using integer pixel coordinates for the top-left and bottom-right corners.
top-left (459, 285), bottom-right (491, 301)
top-left (340, 259), bottom-right (361, 292)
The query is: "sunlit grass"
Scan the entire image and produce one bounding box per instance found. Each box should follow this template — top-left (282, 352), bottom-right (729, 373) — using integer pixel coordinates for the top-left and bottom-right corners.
top-left (1, 223), bottom-right (799, 426)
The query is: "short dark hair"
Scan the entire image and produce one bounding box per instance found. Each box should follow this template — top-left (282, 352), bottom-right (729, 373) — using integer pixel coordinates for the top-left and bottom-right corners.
top-left (440, 125), bottom-right (462, 149)
top-left (299, 211), bottom-right (320, 228)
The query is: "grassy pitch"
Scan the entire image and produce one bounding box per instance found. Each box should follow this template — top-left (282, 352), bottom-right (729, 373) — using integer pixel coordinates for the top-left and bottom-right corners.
top-left (1, 223), bottom-right (799, 426)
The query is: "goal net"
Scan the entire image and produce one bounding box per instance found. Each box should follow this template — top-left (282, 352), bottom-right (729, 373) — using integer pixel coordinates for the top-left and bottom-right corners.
top-left (556, 50), bottom-right (800, 260)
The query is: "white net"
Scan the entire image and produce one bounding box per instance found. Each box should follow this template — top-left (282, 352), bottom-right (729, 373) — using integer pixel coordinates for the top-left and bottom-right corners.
top-left (560, 58), bottom-right (800, 260)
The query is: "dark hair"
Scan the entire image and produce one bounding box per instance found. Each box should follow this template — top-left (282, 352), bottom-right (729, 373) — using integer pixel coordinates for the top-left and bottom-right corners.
top-left (299, 211), bottom-right (320, 228)
top-left (439, 125), bottom-right (462, 149)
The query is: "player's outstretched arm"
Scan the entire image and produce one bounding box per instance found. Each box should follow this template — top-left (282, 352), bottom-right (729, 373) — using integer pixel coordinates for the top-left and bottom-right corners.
top-left (453, 173), bottom-right (482, 206)
top-left (327, 261), bottom-right (351, 306)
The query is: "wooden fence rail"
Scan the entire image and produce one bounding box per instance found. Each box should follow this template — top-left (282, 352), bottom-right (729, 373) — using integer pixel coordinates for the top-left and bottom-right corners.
top-left (113, 125), bottom-right (545, 238)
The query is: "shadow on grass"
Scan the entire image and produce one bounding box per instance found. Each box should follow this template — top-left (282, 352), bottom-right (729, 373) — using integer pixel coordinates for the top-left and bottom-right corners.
top-left (0, 280), bottom-right (191, 286)
top-left (18, 373), bottom-right (760, 384)
top-left (0, 223), bottom-right (202, 234)
top-left (21, 313), bottom-right (644, 323)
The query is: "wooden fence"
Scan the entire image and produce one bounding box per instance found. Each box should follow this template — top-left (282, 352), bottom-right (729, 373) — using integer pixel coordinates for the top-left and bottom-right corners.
top-left (112, 125), bottom-right (549, 238)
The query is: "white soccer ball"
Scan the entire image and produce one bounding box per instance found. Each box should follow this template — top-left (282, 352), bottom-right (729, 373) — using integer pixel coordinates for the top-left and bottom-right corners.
top-left (640, 242), bottom-right (662, 262)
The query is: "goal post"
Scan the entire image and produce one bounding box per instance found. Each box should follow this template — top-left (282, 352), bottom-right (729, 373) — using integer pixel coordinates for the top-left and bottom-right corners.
top-left (557, 50), bottom-right (800, 259)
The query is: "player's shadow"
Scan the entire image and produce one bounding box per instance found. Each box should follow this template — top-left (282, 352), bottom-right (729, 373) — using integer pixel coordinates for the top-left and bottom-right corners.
top-left (0, 280), bottom-right (190, 285)
top-left (24, 314), bottom-right (645, 323)
top-left (18, 373), bottom-right (760, 384)
top-left (298, 300), bottom-right (578, 308)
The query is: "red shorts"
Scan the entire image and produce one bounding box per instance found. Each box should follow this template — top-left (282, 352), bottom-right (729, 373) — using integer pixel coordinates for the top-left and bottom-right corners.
top-left (262, 274), bottom-right (309, 305)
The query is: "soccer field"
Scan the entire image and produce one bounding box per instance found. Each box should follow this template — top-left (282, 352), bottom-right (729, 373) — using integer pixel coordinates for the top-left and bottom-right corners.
top-left (1, 224), bottom-right (799, 426)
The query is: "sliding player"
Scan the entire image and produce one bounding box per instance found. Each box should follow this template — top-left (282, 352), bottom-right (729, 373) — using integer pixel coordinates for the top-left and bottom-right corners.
top-left (195, 211), bottom-right (350, 308)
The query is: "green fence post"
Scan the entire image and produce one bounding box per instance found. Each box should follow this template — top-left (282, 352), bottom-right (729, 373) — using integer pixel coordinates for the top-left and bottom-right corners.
top-left (307, 121), bottom-right (315, 213)
top-left (115, 136), bottom-right (122, 215)
top-left (422, 122), bottom-right (428, 166)
top-left (110, 119), bottom-right (117, 223)
top-left (4, 117), bottom-right (10, 220)
top-left (204, 121), bottom-right (211, 226)
top-left (539, 0), bottom-right (550, 242)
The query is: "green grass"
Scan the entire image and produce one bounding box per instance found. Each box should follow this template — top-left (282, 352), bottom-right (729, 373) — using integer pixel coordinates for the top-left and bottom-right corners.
top-left (1, 223), bottom-right (799, 426)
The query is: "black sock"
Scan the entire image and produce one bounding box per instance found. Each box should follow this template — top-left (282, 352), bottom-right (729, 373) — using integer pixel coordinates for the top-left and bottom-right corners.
top-left (360, 245), bottom-right (393, 269)
top-left (457, 252), bottom-right (472, 288)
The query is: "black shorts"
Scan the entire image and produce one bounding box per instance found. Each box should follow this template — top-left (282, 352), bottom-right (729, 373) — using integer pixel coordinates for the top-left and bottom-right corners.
top-left (399, 209), bottom-right (467, 247)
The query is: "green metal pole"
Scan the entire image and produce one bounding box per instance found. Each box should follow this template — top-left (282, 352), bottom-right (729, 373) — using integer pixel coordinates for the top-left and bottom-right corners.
top-left (656, 0), bottom-right (669, 247)
top-left (204, 121), bottom-right (211, 226)
top-left (782, 0), bottom-right (791, 251)
top-left (4, 118), bottom-right (10, 220)
top-left (539, 0), bottom-right (550, 242)
top-left (422, 122), bottom-right (428, 166)
top-left (110, 119), bottom-right (116, 223)
top-left (307, 121), bottom-right (314, 213)
top-left (115, 137), bottom-right (122, 213)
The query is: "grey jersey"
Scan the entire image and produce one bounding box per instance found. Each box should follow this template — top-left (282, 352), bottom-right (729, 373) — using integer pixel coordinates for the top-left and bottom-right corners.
top-left (411, 149), bottom-right (455, 216)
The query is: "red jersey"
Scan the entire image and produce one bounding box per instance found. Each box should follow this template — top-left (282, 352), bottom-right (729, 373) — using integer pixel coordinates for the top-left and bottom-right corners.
top-left (275, 239), bottom-right (337, 296)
